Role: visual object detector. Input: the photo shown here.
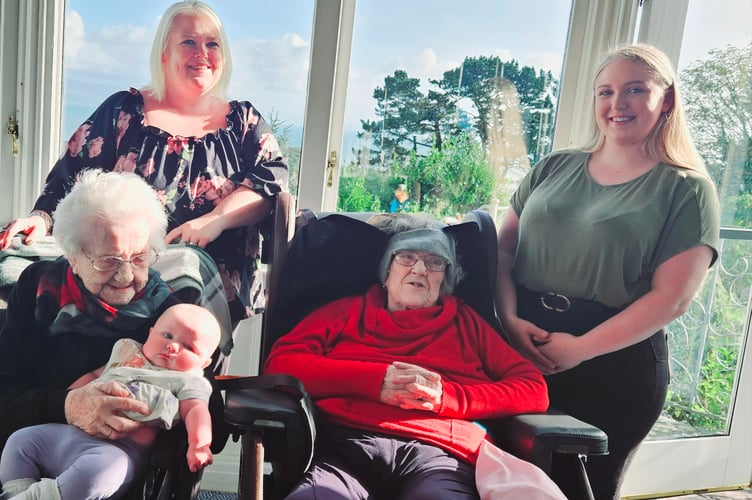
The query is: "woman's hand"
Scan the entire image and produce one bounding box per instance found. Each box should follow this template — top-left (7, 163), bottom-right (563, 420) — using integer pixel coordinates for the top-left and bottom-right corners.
top-left (0, 215), bottom-right (49, 250)
top-left (64, 381), bottom-right (150, 440)
top-left (502, 316), bottom-right (557, 372)
top-left (165, 214), bottom-right (223, 248)
top-left (537, 332), bottom-right (587, 374)
top-left (380, 361), bottom-right (442, 412)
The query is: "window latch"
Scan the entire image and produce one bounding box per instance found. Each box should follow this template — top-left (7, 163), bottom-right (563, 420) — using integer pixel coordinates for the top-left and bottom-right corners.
top-left (326, 150), bottom-right (337, 187)
top-left (6, 116), bottom-right (19, 155)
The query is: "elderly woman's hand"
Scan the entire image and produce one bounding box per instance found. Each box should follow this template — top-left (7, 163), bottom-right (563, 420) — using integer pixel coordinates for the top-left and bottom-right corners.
top-left (64, 380), bottom-right (150, 440)
top-left (380, 361), bottom-right (443, 412)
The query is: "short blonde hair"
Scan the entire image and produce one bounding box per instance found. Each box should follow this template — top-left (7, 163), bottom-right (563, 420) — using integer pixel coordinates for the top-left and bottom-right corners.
top-left (144, 1), bottom-right (232, 101)
top-left (581, 44), bottom-right (707, 174)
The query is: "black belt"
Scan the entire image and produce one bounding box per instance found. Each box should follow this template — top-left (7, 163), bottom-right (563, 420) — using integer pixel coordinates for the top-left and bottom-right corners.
top-left (517, 286), bottom-right (622, 318)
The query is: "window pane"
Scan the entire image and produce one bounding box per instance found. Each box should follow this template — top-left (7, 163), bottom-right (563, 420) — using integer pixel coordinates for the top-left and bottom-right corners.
top-left (338, 0), bottom-right (571, 221)
top-left (677, 1), bottom-right (751, 231)
top-left (62, 0), bottom-right (312, 192)
top-left (651, 0), bottom-right (752, 441)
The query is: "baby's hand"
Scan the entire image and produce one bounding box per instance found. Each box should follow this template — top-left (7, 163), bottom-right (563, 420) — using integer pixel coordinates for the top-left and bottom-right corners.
top-left (186, 444), bottom-right (213, 472)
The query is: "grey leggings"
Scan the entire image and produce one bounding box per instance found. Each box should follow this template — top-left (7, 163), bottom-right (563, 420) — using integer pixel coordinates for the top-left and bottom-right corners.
top-left (286, 425), bottom-right (479, 500)
top-left (0, 423), bottom-right (148, 500)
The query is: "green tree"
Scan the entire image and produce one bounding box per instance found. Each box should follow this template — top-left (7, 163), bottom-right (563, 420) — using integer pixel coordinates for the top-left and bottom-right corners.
top-left (359, 70), bottom-right (429, 168)
top-left (337, 175), bottom-right (382, 212)
top-left (268, 109), bottom-right (301, 196)
top-left (351, 55), bottom-right (558, 218)
top-left (435, 55), bottom-right (557, 163)
top-left (660, 42), bottom-right (752, 432)
top-left (681, 41), bottom-right (752, 227)
top-left (392, 132), bottom-right (495, 218)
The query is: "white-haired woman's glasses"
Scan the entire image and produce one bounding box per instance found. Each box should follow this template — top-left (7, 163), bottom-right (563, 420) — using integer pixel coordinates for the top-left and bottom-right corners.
top-left (82, 250), bottom-right (159, 272)
top-left (393, 251), bottom-right (448, 272)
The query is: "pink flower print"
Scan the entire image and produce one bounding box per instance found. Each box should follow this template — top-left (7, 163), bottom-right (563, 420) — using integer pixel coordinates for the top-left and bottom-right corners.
top-left (87, 136), bottom-right (104, 158)
top-left (189, 177), bottom-right (211, 200)
top-left (258, 133), bottom-right (281, 161)
top-left (115, 111), bottom-right (132, 149)
top-left (114, 151), bottom-right (138, 173)
top-left (167, 136), bottom-right (189, 156)
top-left (189, 176), bottom-right (235, 204)
top-left (205, 176), bottom-right (235, 202)
top-left (68, 123), bottom-right (91, 157)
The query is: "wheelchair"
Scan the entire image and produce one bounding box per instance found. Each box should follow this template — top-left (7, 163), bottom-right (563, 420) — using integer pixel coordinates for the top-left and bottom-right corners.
top-left (221, 207), bottom-right (608, 500)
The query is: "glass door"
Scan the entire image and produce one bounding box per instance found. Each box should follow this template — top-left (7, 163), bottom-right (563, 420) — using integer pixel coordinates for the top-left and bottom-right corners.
top-left (622, 0), bottom-right (752, 496)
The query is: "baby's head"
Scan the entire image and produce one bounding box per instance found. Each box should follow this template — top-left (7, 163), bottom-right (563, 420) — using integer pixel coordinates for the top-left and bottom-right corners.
top-left (142, 304), bottom-right (221, 372)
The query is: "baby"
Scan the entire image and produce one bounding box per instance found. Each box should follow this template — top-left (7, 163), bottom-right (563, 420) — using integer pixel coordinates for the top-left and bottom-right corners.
top-left (0, 303), bottom-right (221, 500)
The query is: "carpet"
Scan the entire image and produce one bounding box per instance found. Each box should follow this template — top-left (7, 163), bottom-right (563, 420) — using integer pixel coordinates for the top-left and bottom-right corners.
top-left (196, 491), bottom-right (237, 500)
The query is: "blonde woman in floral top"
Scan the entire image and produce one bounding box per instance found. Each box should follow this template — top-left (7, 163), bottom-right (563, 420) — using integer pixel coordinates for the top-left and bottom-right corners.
top-left (0, 1), bottom-right (288, 322)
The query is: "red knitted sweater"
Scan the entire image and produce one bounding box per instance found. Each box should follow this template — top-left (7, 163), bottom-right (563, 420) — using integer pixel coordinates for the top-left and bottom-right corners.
top-left (264, 285), bottom-right (548, 463)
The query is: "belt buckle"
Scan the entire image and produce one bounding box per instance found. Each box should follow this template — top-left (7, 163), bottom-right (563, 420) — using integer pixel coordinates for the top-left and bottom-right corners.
top-left (540, 292), bottom-right (571, 312)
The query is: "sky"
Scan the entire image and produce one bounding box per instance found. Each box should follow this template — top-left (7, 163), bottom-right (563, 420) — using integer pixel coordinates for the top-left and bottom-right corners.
top-left (62, 0), bottom-right (751, 141)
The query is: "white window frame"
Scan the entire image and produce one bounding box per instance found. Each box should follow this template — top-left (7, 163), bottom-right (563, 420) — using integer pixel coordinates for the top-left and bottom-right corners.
top-left (0, 0), bottom-right (64, 223)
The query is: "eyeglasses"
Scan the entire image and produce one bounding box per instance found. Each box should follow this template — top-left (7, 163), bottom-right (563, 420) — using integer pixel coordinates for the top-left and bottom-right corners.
top-left (82, 250), bottom-right (159, 272)
top-left (393, 251), bottom-right (448, 272)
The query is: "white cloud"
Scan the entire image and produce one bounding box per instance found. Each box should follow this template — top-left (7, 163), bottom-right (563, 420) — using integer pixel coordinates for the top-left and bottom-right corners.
top-left (679, 0), bottom-right (751, 67)
top-left (228, 34), bottom-right (311, 123)
top-left (64, 10), bottom-right (85, 59)
top-left (523, 51), bottom-right (564, 78)
top-left (63, 10), bottom-right (151, 80)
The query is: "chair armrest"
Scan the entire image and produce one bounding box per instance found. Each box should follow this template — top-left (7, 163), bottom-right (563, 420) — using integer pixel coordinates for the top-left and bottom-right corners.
top-left (484, 409), bottom-right (608, 474)
top-left (220, 374), bottom-right (317, 490)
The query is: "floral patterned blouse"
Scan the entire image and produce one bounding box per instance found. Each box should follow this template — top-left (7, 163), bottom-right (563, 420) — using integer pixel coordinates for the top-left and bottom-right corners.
top-left (34, 88), bottom-right (289, 321)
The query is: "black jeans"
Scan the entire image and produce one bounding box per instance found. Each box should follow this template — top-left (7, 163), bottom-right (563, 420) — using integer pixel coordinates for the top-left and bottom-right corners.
top-left (517, 287), bottom-right (669, 500)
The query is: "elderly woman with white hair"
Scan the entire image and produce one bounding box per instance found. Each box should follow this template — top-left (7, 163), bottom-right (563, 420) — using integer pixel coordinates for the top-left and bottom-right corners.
top-left (0, 170), bottom-right (182, 498)
top-left (0, 0), bottom-right (287, 322)
top-left (264, 222), bottom-right (564, 499)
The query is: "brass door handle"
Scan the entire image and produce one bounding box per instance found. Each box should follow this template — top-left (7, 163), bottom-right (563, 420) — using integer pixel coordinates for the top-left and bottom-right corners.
top-left (326, 150), bottom-right (337, 187)
top-left (7, 116), bottom-right (19, 155)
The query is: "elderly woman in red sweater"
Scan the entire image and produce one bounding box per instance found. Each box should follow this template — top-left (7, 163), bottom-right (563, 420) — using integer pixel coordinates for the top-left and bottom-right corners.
top-left (264, 224), bottom-right (565, 500)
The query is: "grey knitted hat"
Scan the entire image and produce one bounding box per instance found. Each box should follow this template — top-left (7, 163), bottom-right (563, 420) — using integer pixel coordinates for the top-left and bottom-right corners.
top-left (378, 228), bottom-right (460, 291)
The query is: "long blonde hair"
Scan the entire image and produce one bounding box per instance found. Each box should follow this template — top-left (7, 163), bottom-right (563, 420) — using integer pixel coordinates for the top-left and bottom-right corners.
top-left (144, 1), bottom-right (232, 101)
top-left (581, 44), bottom-right (707, 174)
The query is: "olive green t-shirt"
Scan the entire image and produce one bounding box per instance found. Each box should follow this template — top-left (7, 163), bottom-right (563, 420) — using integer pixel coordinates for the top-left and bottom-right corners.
top-left (510, 150), bottom-right (720, 308)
